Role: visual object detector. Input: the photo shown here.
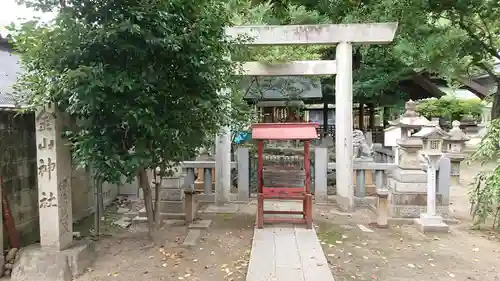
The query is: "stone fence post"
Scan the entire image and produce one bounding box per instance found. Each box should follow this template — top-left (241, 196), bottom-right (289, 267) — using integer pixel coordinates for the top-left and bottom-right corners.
top-left (237, 147), bottom-right (250, 202)
top-left (314, 147), bottom-right (328, 203)
top-left (437, 157), bottom-right (451, 208)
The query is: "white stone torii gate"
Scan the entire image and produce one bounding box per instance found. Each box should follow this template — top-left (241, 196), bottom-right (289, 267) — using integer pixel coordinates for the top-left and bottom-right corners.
top-left (215, 23), bottom-right (398, 211)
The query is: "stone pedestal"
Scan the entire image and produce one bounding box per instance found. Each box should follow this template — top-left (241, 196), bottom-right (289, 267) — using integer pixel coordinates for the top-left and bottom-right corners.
top-left (388, 138), bottom-right (428, 218)
top-left (415, 213), bottom-right (449, 233)
top-left (184, 191), bottom-right (200, 224)
top-left (374, 192), bottom-right (389, 228)
top-left (11, 240), bottom-right (95, 281)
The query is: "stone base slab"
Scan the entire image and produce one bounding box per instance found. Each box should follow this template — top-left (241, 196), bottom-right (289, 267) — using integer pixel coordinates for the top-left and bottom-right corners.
top-left (182, 229), bottom-right (201, 247)
top-left (387, 217), bottom-right (459, 226)
top-left (415, 214), bottom-right (449, 233)
top-left (391, 168), bottom-right (427, 183)
top-left (11, 240), bottom-right (95, 281)
top-left (188, 220), bottom-right (212, 229)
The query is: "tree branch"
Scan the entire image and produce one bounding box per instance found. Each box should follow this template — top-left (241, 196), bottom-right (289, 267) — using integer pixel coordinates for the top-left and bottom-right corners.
top-left (479, 16), bottom-right (496, 50)
top-left (475, 62), bottom-right (500, 83)
top-left (458, 15), bottom-right (500, 61)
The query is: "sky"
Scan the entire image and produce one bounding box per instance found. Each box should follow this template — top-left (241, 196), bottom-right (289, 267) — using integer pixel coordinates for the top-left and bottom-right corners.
top-left (0, 0), bottom-right (55, 37)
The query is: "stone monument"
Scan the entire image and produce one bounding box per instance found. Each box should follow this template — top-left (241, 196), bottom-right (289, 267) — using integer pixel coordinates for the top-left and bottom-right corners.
top-left (444, 121), bottom-right (469, 185)
top-left (12, 104), bottom-right (94, 281)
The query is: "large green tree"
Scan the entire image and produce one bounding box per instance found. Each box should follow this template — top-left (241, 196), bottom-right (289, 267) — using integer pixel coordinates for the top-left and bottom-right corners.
top-left (427, 0), bottom-right (500, 117)
top-left (11, 0), bottom-right (237, 237)
top-left (285, 0), bottom-right (499, 115)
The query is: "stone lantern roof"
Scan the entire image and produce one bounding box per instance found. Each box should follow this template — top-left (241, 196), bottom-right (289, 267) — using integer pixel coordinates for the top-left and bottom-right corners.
top-left (389, 100), bottom-right (429, 128)
top-left (412, 120), bottom-right (449, 139)
top-left (447, 120), bottom-right (470, 141)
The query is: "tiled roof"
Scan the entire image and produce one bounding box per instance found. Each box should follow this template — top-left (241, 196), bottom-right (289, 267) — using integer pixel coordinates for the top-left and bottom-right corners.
top-left (0, 45), bottom-right (22, 108)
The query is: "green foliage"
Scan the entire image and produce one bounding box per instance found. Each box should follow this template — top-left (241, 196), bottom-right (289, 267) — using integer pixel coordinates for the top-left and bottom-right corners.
top-left (226, 0), bottom-right (328, 141)
top-left (230, 86), bottom-right (257, 141)
top-left (230, 0), bottom-right (328, 63)
top-left (416, 97), bottom-right (484, 121)
top-left (288, 0), bottom-right (499, 109)
top-left (468, 119), bottom-right (500, 229)
top-left (10, 0), bottom-right (238, 184)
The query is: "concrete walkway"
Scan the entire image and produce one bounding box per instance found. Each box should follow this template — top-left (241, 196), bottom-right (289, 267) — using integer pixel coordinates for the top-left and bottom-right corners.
top-left (245, 200), bottom-right (335, 281)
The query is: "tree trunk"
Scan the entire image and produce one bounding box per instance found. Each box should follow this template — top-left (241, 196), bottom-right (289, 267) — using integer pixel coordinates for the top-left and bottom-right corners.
top-left (323, 98), bottom-right (329, 137)
top-left (491, 84), bottom-right (500, 120)
top-left (358, 103), bottom-right (365, 130)
top-left (154, 180), bottom-right (162, 230)
top-left (368, 103), bottom-right (376, 130)
top-left (138, 169), bottom-right (155, 238)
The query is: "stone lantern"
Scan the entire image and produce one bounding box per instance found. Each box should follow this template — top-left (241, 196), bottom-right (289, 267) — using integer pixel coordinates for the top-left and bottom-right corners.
top-left (392, 100), bottom-right (429, 169)
top-left (444, 120), bottom-right (470, 184)
top-left (386, 101), bottom-right (431, 220)
top-left (460, 113), bottom-right (479, 135)
top-left (413, 123), bottom-right (450, 233)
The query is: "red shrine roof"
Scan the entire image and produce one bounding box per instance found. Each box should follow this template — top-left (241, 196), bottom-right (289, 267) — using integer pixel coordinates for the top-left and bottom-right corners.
top-left (251, 123), bottom-right (318, 140)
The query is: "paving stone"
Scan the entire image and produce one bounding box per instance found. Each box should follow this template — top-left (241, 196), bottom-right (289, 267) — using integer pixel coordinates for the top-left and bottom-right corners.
top-left (117, 207), bottom-right (130, 214)
top-left (164, 220), bottom-right (185, 226)
top-left (357, 224), bottom-right (374, 233)
top-left (123, 211), bottom-right (138, 219)
top-left (188, 220), bottom-right (212, 229)
top-left (113, 217), bottom-right (132, 228)
top-left (274, 228), bottom-right (301, 269)
top-left (276, 267), bottom-right (304, 281)
top-left (246, 225), bottom-right (335, 281)
top-left (246, 229), bottom-right (275, 281)
top-left (294, 227), bottom-right (335, 281)
top-left (182, 229), bottom-right (201, 247)
top-left (131, 216), bottom-right (148, 225)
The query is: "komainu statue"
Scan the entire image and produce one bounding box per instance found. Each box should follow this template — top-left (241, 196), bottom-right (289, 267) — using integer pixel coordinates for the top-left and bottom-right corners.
top-left (353, 129), bottom-right (374, 159)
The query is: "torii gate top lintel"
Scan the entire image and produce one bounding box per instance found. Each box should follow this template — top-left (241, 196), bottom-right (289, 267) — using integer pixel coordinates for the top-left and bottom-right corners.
top-left (225, 22), bottom-right (398, 46)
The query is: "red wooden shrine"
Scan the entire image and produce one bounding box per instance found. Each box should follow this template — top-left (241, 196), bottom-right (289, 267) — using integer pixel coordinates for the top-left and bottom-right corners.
top-left (251, 122), bottom-right (318, 229)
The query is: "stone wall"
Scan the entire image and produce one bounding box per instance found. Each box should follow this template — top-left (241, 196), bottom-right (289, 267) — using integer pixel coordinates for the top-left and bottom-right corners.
top-left (0, 111), bottom-right (119, 246)
top-left (0, 111), bottom-right (38, 244)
